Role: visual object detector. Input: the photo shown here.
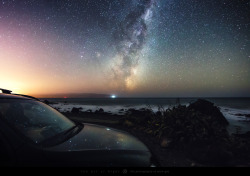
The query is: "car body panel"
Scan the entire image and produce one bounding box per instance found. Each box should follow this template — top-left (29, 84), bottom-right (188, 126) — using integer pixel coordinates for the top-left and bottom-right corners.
top-left (0, 94), bottom-right (32, 100)
top-left (46, 123), bottom-right (149, 152)
top-left (0, 93), bottom-right (157, 167)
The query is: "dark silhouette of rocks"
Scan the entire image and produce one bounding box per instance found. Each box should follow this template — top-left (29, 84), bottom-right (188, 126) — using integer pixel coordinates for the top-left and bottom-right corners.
top-left (119, 99), bottom-right (250, 165)
top-left (86, 109), bottom-right (92, 113)
top-left (43, 100), bottom-right (50, 104)
top-left (99, 108), bottom-right (104, 113)
top-left (71, 107), bottom-right (83, 113)
top-left (43, 99), bottom-right (57, 105)
top-left (95, 108), bottom-right (104, 114)
top-left (235, 113), bottom-right (250, 118)
top-left (188, 99), bottom-right (229, 126)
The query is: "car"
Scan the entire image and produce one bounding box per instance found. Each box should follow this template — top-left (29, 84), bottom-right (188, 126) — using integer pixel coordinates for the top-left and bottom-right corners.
top-left (0, 90), bottom-right (159, 167)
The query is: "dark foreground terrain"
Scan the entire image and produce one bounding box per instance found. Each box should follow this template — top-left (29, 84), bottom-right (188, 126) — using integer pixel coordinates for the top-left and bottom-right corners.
top-left (55, 99), bottom-right (250, 167)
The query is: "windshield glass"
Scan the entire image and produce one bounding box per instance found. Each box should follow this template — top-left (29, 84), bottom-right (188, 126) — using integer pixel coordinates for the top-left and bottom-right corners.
top-left (0, 99), bottom-right (75, 144)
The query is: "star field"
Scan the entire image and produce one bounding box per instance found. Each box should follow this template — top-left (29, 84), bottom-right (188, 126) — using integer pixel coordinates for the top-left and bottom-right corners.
top-left (0, 0), bottom-right (249, 97)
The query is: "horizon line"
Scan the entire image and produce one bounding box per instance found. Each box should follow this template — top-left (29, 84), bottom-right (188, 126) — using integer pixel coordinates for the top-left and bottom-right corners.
top-left (36, 96), bottom-right (250, 99)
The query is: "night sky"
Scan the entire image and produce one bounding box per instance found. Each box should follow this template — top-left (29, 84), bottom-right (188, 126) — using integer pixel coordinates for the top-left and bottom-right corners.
top-left (0, 0), bottom-right (249, 97)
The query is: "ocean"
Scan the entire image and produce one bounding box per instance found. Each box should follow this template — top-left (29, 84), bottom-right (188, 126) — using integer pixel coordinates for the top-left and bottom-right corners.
top-left (43, 98), bottom-right (250, 134)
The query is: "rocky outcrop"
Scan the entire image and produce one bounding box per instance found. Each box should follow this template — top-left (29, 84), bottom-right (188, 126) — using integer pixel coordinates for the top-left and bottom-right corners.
top-left (188, 99), bottom-right (229, 126)
top-left (71, 107), bottom-right (83, 113)
top-left (95, 108), bottom-right (104, 114)
top-left (120, 99), bottom-right (240, 165)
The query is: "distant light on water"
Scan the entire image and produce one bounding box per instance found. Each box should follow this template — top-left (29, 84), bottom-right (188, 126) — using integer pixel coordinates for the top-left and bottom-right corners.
top-left (111, 95), bottom-right (116, 99)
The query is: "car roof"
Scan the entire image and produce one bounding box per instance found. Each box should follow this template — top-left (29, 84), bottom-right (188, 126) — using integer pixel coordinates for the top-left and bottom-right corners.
top-left (0, 93), bottom-right (33, 100)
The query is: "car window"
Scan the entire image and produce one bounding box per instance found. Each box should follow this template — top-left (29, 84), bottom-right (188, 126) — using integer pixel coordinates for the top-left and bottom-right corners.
top-left (0, 99), bottom-right (75, 144)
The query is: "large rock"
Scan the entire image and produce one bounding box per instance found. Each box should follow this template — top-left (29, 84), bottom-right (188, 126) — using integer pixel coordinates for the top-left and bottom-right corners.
top-left (188, 99), bottom-right (229, 126)
top-left (95, 108), bottom-right (104, 114)
top-left (43, 100), bottom-right (50, 104)
top-left (71, 107), bottom-right (82, 113)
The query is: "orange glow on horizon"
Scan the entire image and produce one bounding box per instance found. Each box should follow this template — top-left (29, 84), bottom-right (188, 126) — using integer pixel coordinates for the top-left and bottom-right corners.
top-left (0, 19), bottom-right (109, 97)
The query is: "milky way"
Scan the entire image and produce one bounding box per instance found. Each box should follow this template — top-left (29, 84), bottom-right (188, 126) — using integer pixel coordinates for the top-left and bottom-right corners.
top-left (111, 0), bottom-right (155, 90)
top-left (0, 0), bottom-right (249, 97)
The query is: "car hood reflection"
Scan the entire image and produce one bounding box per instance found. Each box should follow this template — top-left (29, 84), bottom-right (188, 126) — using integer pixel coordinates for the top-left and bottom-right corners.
top-left (46, 123), bottom-right (149, 152)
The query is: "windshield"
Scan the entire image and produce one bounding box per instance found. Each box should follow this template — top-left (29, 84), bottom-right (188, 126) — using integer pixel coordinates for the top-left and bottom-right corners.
top-left (0, 99), bottom-right (75, 144)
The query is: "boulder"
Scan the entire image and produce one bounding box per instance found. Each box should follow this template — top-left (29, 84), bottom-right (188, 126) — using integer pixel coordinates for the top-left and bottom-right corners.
top-left (86, 109), bottom-right (92, 113)
top-left (43, 100), bottom-right (50, 104)
top-left (71, 107), bottom-right (82, 113)
top-left (188, 99), bottom-right (229, 126)
top-left (95, 108), bottom-right (104, 114)
top-left (99, 108), bottom-right (104, 113)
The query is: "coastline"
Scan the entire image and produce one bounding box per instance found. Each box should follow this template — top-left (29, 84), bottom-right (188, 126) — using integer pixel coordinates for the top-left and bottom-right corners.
top-left (49, 101), bottom-right (250, 135)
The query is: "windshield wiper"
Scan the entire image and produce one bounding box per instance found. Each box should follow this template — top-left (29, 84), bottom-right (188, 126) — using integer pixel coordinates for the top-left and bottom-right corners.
top-left (63, 125), bottom-right (78, 136)
top-left (63, 121), bottom-right (84, 135)
top-left (40, 122), bottom-right (83, 147)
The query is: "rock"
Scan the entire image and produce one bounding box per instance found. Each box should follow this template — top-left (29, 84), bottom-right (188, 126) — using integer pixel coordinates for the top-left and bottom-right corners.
top-left (235, 114), bottom-right (250, 118)
top-left (119, 109), bottom-right (124, 111)
top-left (99, 108), bottom-right (104, 113)
top-left (95, 108), bottom-right (104, 114)
top-left (188, 99), bottom-right (229, 126)
top-left (71, 107), bottom-right (82, 113)
top-left (54, 108), bottom-right (60, 111)
top-left (43, 100), bottom-right (50, 104)
top-left (86, 109), bottom-right (92, 113)
top-left (235, 113), bottom-right (246, 116)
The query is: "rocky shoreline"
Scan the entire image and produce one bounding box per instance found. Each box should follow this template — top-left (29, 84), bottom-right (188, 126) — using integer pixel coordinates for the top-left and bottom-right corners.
top-left (48, 99), bottom-right (250, 167)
